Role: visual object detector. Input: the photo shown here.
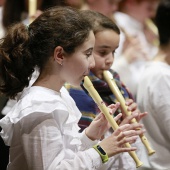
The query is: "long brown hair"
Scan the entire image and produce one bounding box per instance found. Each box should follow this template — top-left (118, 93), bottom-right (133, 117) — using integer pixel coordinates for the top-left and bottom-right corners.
top-left (0, 6), bottom-right (92, 99)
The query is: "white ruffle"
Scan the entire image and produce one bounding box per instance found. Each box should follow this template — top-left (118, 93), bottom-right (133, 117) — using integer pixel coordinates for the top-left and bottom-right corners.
top-left (0, 86), bottom-right (82, 146)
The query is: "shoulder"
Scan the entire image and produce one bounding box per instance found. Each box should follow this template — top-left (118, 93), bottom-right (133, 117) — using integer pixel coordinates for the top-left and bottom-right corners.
top-left (141, 62), bottom-right (170, 82)
top-left (4, 86), bottom-right (70, 124)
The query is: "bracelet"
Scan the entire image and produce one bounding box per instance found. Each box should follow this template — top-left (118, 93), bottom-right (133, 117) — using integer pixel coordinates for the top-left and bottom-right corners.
top-left (93, 144), bottom-right (109, 163)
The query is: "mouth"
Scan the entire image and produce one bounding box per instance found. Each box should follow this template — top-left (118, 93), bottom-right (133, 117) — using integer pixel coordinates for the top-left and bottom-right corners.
top-left (83, 70), bottom-right (90, 77)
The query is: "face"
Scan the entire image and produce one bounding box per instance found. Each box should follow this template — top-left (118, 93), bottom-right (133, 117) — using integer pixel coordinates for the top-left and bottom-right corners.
top-left (92, 0), bottom-right (121, 17)
top-left (134, 0), bottom-right (159, 22)
top-left (65, 0), bottom-right (84, 9)
top-left (91, 29), bottom-right (119, 79)
top-left (0, 0), bottom-right (5, 6)
top-left (62, 31), bottom-right (95, 86)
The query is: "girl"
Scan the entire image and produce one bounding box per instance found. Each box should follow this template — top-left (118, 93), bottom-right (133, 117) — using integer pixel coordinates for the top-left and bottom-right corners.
top-left (0, 6), bottom-right (144, 169)
top-left (67, 10), bottom-right (147, 169)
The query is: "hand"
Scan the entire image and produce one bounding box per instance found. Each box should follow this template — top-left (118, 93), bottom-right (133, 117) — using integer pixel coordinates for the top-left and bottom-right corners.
top-left (99, 123), bottom-right (145, 157)
top-left (30, 10), bottom-right (43, 21)
top-left (124, 99), bottom-right (148, 122)
top-left (119, 99), bottom-right (147, 139)
top-left (122, 36), bottom-right (149, 63)
top-left (85, 103), bottom-right (120, 140)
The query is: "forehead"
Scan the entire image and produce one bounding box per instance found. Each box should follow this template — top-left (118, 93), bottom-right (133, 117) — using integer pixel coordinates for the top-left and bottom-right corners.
top-left (95, 30), bottom-right (119, 47)
top-left (99, 0), bottom-right (121, 4)
top-left (138, 0), bottom-right (159, 4)
top-left (75, 31), bottom-right (95, 51)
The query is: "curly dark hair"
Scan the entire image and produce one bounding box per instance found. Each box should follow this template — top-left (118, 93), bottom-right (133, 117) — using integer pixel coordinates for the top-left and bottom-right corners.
top-left (80, 10), bottom-right (120, 35)
top-left (155, 0), bottom-right (170, 46)
top-left (0, 6), bottom-right (92, 99)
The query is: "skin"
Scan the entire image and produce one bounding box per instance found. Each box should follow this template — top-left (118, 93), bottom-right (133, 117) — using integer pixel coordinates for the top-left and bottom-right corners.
top-left (34, 31), bottom-right (95, 91)
top-left (60, 31), bottom-right (95, 87)
top-left (85, 29), bottom-right (146, 155)
top-left (0, 0), bottom-right (5, 6)
top-left (122, 0), bottom-right (160, 23)
top-left (117, 0), bottom-right (160, 64)
top-left (34, 29), bottom-right (145, 157)
top-left (91, 29), bottom-right (119, 79)
top-left (65, 0), bottom-right (84, 9)
top-left (91, 29), bottom-right (147, 120)
top-left (84, 0), bottom-right (121, 18)
top-left (86, 103), bottom-right (145, 157)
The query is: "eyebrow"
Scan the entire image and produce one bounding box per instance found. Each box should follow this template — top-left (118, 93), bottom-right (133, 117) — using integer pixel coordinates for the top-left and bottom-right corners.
top-left (97, 45), bottom-right (119, 49)
top-left (84, 47), bottom-right (93, 53)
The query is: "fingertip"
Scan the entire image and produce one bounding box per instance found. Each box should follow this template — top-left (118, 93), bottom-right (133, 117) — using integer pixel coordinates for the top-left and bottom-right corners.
top-left (122, 123), bottom-right (130, 129)
top-left (131, 147), bottom-right (137, 151)
top-left (143, 129), bottom-right (146, 133)
top-left (119, 113), bottom-right (123, 116)
top-left (116, 102), bottom-right (120, 106)
top-left (125, 101), bottom-right (129, 105)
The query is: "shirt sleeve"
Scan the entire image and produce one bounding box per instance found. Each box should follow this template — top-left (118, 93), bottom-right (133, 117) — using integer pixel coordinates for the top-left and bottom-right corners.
top-left (79, 129), bottom-right (99, 151)
top-left (151, 73), bottom-right (170, 139)
top-left (21, 118), bottom-right (102, 170)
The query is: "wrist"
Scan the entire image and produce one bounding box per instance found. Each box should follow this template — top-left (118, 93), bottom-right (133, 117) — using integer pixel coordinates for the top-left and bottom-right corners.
top-left (93, 144), bottom-right (109, 163)
top-left (85, 128), bottom-right (96, 141)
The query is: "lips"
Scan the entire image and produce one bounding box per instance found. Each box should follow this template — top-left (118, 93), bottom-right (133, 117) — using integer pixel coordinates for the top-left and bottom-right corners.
top-left (83, 70), bottom-right (90, 77)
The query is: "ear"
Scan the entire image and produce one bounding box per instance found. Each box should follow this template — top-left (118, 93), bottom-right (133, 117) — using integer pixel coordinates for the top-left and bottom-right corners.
top-left (53, 46), bottom-right (64, 65)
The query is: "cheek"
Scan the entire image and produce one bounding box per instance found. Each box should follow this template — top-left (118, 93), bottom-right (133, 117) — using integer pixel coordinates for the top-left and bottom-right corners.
top-left (91, 59), bottom-right (104, 77)
top-left (94, 57), bottom-right (104, 69)
top-left (91, 67), bottom-right (103, 79)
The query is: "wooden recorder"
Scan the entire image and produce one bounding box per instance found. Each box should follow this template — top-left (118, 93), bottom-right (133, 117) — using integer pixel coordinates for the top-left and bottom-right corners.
top-left (83, 76), bottom-right (143, 168)
top-left (103, 70), bottom-right (155, 156)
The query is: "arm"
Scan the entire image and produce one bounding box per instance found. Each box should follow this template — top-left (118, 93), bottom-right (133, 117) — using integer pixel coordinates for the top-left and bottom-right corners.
top-left (151, 74), bottom-right (170, 139)
top-left (21, 118), bottom-right (102, 170)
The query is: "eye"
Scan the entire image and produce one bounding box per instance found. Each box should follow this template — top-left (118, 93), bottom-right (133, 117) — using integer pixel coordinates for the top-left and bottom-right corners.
top-left (86, 51), bottom-right (92, 58)
top-left (84, 48), bottom-right (93, 58)
top-left (112, 50), bottom-right (116, 55)
top-left (99, 51), bottom-right (107, 56)
top-left (112, 49), bottom-right (118, 56)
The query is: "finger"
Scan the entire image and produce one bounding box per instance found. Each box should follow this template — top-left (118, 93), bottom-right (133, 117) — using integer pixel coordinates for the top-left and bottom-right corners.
top-left (133, 129), bottom-right (146, 136)
top-left (117, 146), bottom-right (137, 153)
top-left (137, 112), bottom-right (148, 122)
top-left (108, 103), bottom-right (120, 115)
top-left (108, 103), bottom-right (120, 110)
top-left (93, 113), bottom-right (106, 123)
top-left (120, 112), bottom-right (139, 125)
top-left (125, 99), bottom-right (133, 106)
top-left (127, 103), bottom-right (137, 112)
top-left (123, 122), bottom-right (144, 131)
top-left (114, 113), bottom-right (122, 122)
top-left (117, 130), bottom-right (137, 141)
top-left (113, 124), bottom-right (130, 136)
top-left (118, 135), bottom-right (138, 146)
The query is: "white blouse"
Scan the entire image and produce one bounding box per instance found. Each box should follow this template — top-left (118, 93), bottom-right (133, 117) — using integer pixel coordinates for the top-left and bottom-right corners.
top-left (0, 86), bottom-right (102, 170)
top-left (137, 61), bottom-right (170, 169)
top-left (0, 6), bottom-right (5, 39)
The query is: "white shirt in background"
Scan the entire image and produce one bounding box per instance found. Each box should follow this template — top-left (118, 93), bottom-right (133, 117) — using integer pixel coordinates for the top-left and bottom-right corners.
top-left (137, 61), bottom-right (170, 169)
top-left (112, 12), bottom-right (158, 97)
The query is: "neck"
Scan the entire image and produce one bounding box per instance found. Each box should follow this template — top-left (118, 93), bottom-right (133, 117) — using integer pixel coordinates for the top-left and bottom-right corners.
top-left (33, 75), bottom-right (63, 92)
top-left (153, 44), bottom-right (170, 65)
top-left (121, 6), bottom-right (145, 24)
top-left (33, 67), bottom-right (64, 92)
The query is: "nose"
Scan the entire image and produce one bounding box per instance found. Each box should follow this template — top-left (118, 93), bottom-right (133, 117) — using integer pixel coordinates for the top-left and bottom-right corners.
top-left (89, 55), bottom-right (95, 69)
top-left (111, 4), bottom-right (118, 13)
top-left (105, 53), bottom-right (114, 67)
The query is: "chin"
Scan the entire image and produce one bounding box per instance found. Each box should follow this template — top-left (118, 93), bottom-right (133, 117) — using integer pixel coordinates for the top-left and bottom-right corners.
top-left (97, 74), bottom-right (103, 80)
top-left (71, 81), bottom-right (82, 87)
